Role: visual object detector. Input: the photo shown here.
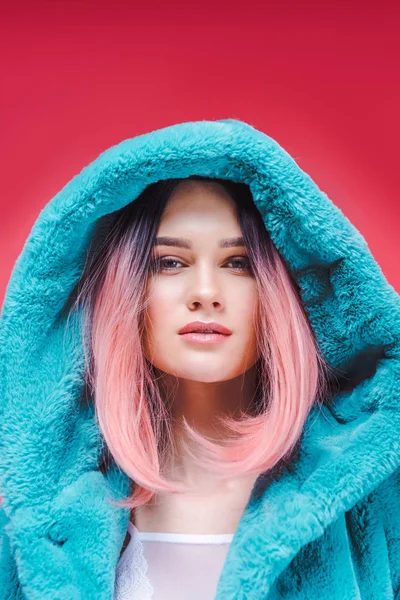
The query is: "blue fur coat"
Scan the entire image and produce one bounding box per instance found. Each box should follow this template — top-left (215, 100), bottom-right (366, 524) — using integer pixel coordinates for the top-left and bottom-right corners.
top-left (1, 118), bottom-right (400, 599)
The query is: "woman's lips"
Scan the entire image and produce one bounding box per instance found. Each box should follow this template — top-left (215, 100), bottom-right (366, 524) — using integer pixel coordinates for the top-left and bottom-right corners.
top-left (178, 332), bottom-right (231, 344)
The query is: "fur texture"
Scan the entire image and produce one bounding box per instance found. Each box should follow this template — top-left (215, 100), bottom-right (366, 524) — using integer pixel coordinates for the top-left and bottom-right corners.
top-left (1, 118), bottom-right (400, 599)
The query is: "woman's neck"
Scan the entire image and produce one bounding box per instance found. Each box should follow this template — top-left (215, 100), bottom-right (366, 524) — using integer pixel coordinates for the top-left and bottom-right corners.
top-left (131, 471), bottom-right (259, 535)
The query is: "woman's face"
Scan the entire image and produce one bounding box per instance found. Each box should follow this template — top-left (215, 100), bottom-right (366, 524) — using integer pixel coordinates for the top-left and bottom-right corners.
top-left (142, 180), bottom-right (259, 383)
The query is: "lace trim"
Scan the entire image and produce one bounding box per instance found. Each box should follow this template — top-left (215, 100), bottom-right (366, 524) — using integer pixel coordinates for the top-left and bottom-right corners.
top-left (114, 527), bottom-right (154, 600)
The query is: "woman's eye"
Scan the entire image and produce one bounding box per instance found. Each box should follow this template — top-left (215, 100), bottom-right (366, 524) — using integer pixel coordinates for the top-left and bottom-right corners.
top-left (225, 257), bottom-right (251, 272)
top-left (151, 257), bottom-right (185, 271)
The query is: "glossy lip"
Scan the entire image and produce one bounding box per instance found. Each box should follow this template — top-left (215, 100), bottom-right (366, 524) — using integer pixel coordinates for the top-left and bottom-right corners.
top-left (178, 320), bottom-right (232, 335)
top-left (179, 332), bottom-right (230, 344)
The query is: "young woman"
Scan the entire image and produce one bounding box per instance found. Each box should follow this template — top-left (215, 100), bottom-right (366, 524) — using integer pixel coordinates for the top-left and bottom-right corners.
top-left (1, 118), bottom-right (399, 600)
top-left (79, 173), bottom-right (334, 599)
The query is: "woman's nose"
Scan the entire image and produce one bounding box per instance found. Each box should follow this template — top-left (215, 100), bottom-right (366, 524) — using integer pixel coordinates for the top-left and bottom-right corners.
top-left (188, 266), bottom-right (226, 308)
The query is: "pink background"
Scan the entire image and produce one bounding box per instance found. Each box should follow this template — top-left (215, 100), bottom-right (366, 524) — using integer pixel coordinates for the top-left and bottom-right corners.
top-left (1, 0), bottom-right (399, 309)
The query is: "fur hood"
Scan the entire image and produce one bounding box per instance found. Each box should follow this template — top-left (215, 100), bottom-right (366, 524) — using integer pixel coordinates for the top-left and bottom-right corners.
top-left (1, 118), bottom-right (400, 599)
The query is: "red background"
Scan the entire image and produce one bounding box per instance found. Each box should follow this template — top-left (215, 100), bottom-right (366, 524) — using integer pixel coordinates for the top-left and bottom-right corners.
top-left (1, 0), bottom-right (399, 308)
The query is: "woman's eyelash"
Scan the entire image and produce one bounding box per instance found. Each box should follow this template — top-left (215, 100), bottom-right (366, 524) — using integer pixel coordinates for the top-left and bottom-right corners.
top-left (151, 256), bottom-right (251, 272)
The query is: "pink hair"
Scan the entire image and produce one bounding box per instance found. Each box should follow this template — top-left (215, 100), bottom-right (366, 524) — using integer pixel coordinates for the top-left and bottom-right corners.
top-left (70, 178), bottom-right (333, 510)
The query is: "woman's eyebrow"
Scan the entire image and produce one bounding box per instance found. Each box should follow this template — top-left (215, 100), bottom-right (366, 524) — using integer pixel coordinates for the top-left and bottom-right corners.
top-left (154, 236), bottom-right (245, 249)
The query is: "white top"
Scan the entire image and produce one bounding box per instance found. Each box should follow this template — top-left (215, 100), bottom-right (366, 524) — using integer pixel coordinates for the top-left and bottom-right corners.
top-left (114, 521), bottom-right (234, 600)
